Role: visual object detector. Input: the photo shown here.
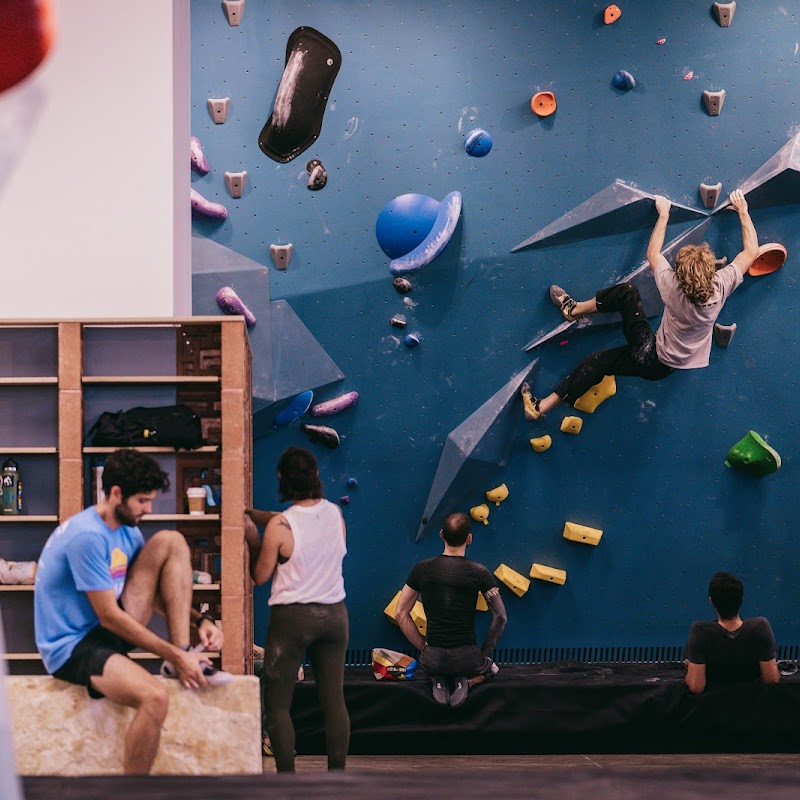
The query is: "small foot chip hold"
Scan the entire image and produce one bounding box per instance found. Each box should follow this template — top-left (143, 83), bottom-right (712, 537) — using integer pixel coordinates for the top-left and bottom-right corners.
top-left (530, 563), bottom-right (567, 585)
top-left (270, 243), bottom-right (293, 271)
top-left (207, 97), bottom-right (231, 124)
top-left (190, 136), bottom-right (209, 174)
top-left (224, 170), bottom-right (247, 198)
top-left (486, 483), bottom-right (509, 507)
top-left (531, 91), bottom-right (557, 117)
top-left (306, 159), bottom-right (327, 190)
top-left (530, 435), bottom-right (552, 452)
top-left (560, 416), bottom-right (583, 435)
top-left (713, 1), bottom-right (736, 27)
top-left (339, 495), bottom-right (350, 505)
top-left (494, 564), bottom-right (530, 597)
top-left (703, 89), bottom-right (726, 116)
top-left (612, 70), bottom-right (636, 91)
top-left (216, 286), bottom-right (256, 327)
top-left (222, 0), bottom-right (245, 26)
top-left (563, 522), bottom-right (603, 546)
top-left (574, 375), bottom-right (616, 414)
top-left (191, 189), bottom-right (228, 220)
top-left (404, 332), bottom-right (421, 348)
top-left (393, 277), bottom-right (413, 294)
top-left (725, 430), bottom-right (781, 476)
top-left (604, 4), bottom-right (621, 24)
top-left (390, 314), bottom-right (407, 328)
top-left (699, 181), bottom-right (722, 209)
top-left (714, 322), bottom-right (736, 348)
top-left (301, 422), bottom-right (341, 449)
top-left (470, 504), bottom-right (490, 525)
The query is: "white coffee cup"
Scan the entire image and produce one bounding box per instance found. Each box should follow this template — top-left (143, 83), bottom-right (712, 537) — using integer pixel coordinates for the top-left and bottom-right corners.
top-left (186, 487), bottom-right (207, 515)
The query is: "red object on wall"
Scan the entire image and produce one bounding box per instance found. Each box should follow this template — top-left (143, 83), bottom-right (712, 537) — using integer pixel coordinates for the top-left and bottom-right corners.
top-left (0, 0), bottom-right (56, 94)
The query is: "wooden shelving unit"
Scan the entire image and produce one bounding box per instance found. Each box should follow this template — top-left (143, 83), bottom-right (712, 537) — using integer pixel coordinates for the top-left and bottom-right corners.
top-left (0, 318), bottom-right (253, 675)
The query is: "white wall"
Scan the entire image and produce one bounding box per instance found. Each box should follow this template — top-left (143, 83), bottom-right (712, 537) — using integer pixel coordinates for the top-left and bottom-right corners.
top-left (0, 0), bottom-right (190, 319)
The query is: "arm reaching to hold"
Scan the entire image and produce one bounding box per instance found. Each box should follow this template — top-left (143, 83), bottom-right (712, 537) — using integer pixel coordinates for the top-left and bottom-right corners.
top-left (647, 195), bottom-right (672, 271)
top-left (728, 190), bottom-right (760, 276)
top-left (480, 587), bottom-right (507, 656)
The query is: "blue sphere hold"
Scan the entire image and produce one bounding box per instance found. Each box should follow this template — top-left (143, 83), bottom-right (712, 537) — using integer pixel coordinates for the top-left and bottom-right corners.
top-left (612, 70), bottom-right (636, 91)
top-left (375, 194), bottom-right (439, 259)
top-left (464, 128), bottom-right (493, 157)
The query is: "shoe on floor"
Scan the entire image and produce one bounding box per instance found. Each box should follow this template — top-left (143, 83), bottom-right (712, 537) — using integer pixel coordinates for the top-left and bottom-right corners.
top-left (549, 284), bottom-right (578, 322)
top-left (160, 645), bottom-right (233, 687)
top-left (263, 737), bottom-right (274, 757)
top-left (431, 676), bottom-right (451, 705)
top-left (449, 676), bottom-right (469, 708)
top-left (520, 381), bottom-right (542, 421)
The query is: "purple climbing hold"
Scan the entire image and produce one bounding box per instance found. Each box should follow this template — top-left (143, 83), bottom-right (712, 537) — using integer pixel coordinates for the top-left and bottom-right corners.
top-left (190, 136), bottom-right (209, 174)
top-left (339, 495), bottom-right (350, 505)
top-left (191, 188), bottom-right (227, 220)
top-left (216, 286), bottom-right (256, 327)
top-left (310, 391), bottom-right (359, 417)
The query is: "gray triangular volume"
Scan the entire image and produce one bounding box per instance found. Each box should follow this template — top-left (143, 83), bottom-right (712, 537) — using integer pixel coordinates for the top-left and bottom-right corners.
top-left (511, 180), bottom-right (707, 252)
top-left (192, 233), bottom-right (271, 285)
top-left (415, 359), bottom-right (539, 542)
top-left (523, 219), bottom-right (712, 350)
top-left (715, 132), bottom-right (800, 212)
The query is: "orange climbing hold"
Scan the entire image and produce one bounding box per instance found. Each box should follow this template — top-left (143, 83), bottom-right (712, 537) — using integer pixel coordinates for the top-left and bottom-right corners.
top-left (604, 4), bottom-right (621, 24)
top-left (749, 242), bottom-right (787, 277)
top-left (531, 91), bottom-right (557, 117)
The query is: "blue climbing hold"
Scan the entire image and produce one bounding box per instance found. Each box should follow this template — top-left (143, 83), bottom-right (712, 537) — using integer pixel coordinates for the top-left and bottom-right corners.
top-left (346, 477), bottom-right (358, 488)
top-left (404, 333), bottom-right (421, 348)
top-left (376, 194), bottom-right (440, 260)
top-left (612, 70), bottom-right (636, 91)
top-left (273, 390), bottom-right (313, 427)
top-left (464, 128), bottom-right (493, 157)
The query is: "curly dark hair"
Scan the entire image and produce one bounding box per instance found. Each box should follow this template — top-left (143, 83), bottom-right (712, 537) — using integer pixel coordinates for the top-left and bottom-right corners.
top-left (277, 446), bottom-right (323, 502)
top-left (708, 571), bottom-right (744, 620)
top-left (102, 448), bottom-right (170, 498)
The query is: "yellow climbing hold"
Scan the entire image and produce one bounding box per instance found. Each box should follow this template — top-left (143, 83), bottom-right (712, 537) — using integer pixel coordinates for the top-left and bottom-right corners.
top-left (530, 563), bottom-right (567, 585)
top-left (476, 592), bottom-right (488, 612)
top-left (384, 590), bottom-right (402, 624)
top-left (486, 483), bottom-right (509, 506)
top-left (574, 375), bottom-right (616, 413)
top-left (470, 503), bottom-right (490, 525)
top-left (562, 521), bottom-right (603, 546)
top-left (530, 435), bottom-right (552, 452)
top-left (560, 416), bottom-right (583, 435)
top-left (494, 563), bottom-right (530, 597)
top-left (410, 600), bottom-right (427, 636)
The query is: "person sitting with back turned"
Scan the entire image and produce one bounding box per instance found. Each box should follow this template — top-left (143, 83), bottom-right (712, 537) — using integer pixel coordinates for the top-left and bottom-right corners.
top-left (395, 511), bottom-right (507, 708)
top-left (684, 571), bottom-right (780, 694)
top-left (34, 448), bottom-right (228, 776)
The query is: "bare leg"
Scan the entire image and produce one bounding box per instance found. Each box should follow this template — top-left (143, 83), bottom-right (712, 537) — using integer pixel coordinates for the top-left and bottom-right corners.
top-left (537, 391), bottom-right (563, 415)
top-left (121, 529), bottom-right (193, 646)
top-left (90, 654), bottom-right (169, 775)
top-left (467, 675), bottom-right (486, 688)
top-left (571, 298), bottom-right (597, 317)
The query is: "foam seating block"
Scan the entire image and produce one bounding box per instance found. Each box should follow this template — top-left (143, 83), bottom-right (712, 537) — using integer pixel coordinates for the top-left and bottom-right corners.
top-left (494, 564), bottom-right (530, 597)
top-left (411, 601), bottom-right (427, 636)
top-left (7, 675), bottom-right (261, 776)
top-left (563, 522), bottom-right (603, 546)
top-left (476, 592), bottom-right (488, 611)
top-left (384, 590), bottom-right (402, 625)
top-left (560, 416), bottom-right (583, 435)
top-left (574, 375), bottom-right (616, 413)
top-left (530, 563), bottom-right (567, 585)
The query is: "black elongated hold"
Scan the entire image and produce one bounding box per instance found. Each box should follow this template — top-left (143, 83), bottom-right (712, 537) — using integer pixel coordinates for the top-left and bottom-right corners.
top-left (392, 277), bottom-right (413, 294)
top-left (301, 423), bottom-right (340, 449)
top-left (306, 159), bottom-right (327, 190)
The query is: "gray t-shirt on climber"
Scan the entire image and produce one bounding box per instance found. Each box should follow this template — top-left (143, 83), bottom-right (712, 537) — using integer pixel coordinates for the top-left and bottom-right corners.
top-left (654, 261), bottom-right (743, 369)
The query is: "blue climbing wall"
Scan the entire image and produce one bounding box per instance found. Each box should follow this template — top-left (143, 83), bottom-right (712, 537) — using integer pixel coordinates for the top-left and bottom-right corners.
top-left (191, 0), bottom-right (800, 661)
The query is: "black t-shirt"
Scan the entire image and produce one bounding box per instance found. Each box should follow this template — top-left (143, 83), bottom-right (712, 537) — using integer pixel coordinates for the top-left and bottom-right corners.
top-left (684, 617), bottom-right (776, 685)
top-left (405, 555), bottom-right (497, 648)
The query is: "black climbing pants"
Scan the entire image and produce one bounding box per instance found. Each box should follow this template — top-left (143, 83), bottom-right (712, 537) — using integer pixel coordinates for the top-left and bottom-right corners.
top-left (555, 282), bottom-right (674, 405)
top-left (263, 601), bottom-right (350, 772)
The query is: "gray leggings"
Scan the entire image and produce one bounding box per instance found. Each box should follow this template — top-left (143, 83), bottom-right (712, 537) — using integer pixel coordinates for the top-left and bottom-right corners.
top-left (263, 601), bottom-right (350, 772)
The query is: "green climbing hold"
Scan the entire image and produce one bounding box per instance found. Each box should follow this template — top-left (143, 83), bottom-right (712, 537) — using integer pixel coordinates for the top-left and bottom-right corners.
top-left (725, 431), bottom-right (781, 476)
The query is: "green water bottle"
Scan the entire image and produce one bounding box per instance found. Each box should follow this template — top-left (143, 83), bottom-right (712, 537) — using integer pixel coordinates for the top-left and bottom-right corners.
top-left (1, 458), bottom-right (22, 515)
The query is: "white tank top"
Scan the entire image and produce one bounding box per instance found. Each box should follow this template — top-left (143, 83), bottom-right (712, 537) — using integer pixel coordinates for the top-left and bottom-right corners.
top-left (268, 498), bottom-right (347, 606)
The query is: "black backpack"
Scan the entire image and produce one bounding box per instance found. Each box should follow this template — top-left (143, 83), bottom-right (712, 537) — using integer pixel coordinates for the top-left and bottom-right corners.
top-left (87, 405), bottom-right (204, 451)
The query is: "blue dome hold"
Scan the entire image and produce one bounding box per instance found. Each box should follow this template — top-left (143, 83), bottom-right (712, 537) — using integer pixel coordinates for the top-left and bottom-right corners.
top-left (376, 194), bottom-right (440, 259)
top-left (464, 128), bottom-right (493, 157)
top-left (612, 70), bottom-right (636, 91)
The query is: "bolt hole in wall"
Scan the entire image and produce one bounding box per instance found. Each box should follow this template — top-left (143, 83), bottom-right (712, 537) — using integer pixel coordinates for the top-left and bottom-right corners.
top-left (190, 1), bottom-right (800, 661)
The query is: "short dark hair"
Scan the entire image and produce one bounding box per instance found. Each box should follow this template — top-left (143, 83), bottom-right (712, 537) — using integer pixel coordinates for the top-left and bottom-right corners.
top-left (442, 512), bottom-right (471, 547)
top-left (708, 571), bottom-right (744, 619)
top-left (277, 446), bottom-right (323, 502)
top-left (102, 448), bottom-right (170, 498)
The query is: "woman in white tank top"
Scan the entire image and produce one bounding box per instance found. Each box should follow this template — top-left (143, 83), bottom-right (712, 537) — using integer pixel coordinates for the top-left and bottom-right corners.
top-left (244, 446), bottom-right (350, 773)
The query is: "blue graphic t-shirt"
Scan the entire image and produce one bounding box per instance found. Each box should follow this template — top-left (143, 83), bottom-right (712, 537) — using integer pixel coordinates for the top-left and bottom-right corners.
top-left (34, 507), bottom-right (144, 674)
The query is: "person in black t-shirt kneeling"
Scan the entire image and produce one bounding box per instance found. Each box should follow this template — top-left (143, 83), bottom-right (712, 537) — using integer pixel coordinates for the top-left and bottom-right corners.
top-left (684, 571), bottom-right (780, 694)
top-left (395, 512), bottom-right (507, 708)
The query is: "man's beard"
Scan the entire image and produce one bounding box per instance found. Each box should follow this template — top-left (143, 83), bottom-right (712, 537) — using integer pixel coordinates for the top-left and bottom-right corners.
top-left (114, 502), bottom-right (140, 527)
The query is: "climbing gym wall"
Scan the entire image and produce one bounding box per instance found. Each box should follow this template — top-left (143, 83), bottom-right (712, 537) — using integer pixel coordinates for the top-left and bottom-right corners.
top-left (190, 0), bottom-right (800, 660)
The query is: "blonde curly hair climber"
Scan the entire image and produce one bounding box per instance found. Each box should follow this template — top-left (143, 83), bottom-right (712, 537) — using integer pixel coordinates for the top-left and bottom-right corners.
top-left (675, 243), bottom-right (717, 304)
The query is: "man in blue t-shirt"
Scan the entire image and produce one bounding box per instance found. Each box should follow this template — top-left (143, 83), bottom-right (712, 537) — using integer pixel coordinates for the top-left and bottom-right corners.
top-left (396, 512), bottom-right (507, 709)
top-left (34, 448), bottom-right (228, 774)
top-left (684, 571), bottom-right (780, 693)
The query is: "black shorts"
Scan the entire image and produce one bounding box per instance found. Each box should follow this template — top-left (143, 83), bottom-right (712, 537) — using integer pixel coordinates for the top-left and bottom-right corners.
top-left (52, 624), bottom-right (135, 699)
